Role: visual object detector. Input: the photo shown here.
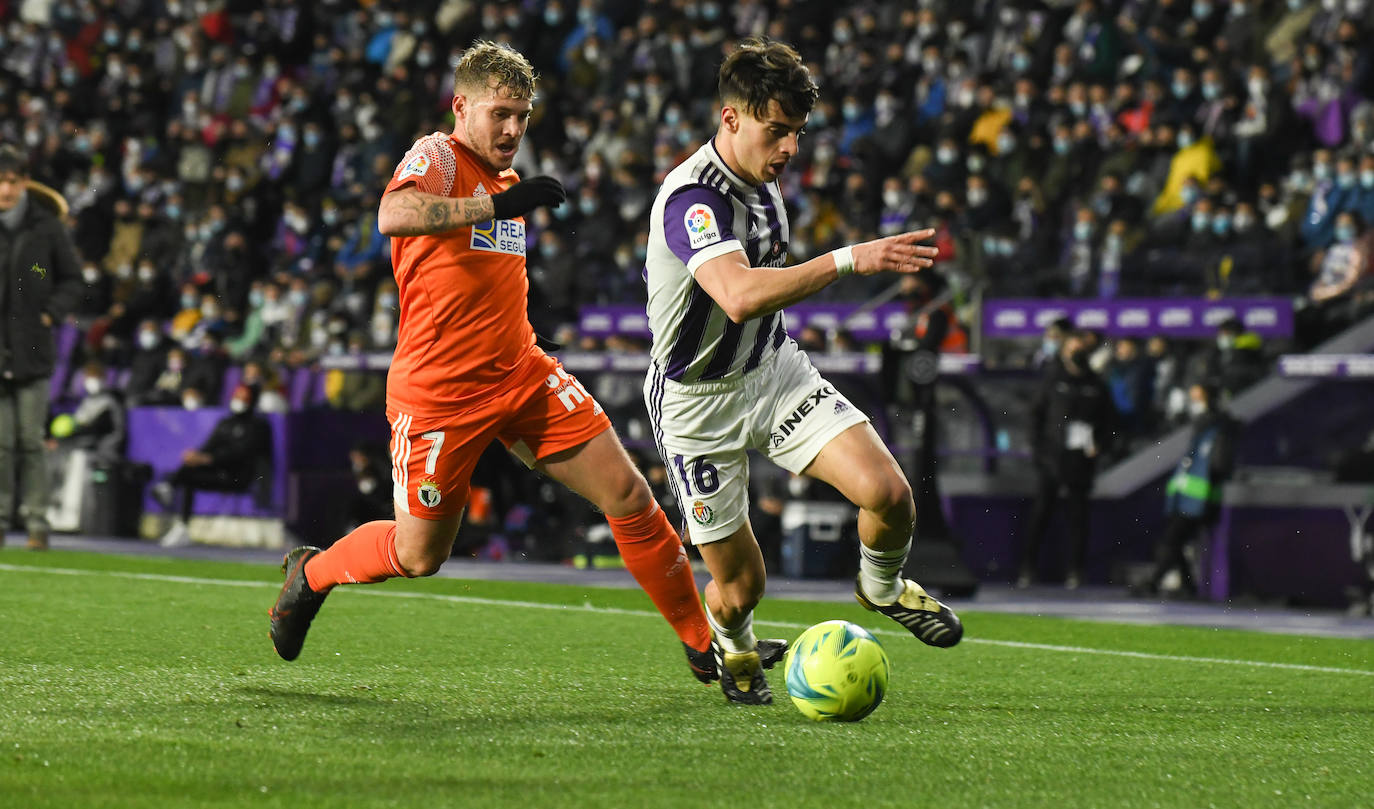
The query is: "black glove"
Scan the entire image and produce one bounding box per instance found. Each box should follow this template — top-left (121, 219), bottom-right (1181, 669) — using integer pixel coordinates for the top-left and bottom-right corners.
top-left (490, 176), bottom-right (566, 221)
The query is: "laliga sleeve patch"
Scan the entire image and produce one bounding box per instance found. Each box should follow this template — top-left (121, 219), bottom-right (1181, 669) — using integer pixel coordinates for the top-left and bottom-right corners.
top-left (683, 203), bottom-right (722, 250)
top-left (398, 152), bottom-right (430, 181)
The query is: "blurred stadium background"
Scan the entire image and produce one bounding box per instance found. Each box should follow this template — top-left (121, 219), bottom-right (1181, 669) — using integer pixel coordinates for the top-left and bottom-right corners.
top-left (4, 0), bottom-right (1374, 613)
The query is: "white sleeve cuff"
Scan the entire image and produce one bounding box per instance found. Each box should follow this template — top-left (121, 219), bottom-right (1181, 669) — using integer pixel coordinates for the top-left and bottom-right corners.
top-left (686, 239), bottom-right (745, 275)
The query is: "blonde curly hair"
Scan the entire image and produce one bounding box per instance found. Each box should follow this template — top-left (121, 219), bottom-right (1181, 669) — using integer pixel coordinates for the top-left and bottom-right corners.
top-left (452, 40), bottom-right (537, 99)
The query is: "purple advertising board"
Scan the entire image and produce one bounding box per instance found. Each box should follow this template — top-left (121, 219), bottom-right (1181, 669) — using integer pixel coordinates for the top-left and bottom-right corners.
top-left (579, 303), bottom-right (912, 343)
top-left (981, 297), bottom-right (1293, 339)
top-left (581, 299), bottom-right (1294, 342)
top-left (126, 407), bottom-right (289, 517)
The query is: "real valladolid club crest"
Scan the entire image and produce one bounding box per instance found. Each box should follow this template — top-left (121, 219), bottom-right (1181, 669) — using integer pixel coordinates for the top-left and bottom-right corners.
top-left (691, 500), bottom-right (714, 526)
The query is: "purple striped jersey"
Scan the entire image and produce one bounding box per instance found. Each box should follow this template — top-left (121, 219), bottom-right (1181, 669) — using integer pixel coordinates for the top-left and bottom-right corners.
top-left (645, 139), bottom-right (791, 383)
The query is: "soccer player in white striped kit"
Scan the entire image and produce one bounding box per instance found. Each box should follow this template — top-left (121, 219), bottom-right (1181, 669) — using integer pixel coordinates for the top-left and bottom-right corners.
top-left (643, 38), bottom-right (963, 705)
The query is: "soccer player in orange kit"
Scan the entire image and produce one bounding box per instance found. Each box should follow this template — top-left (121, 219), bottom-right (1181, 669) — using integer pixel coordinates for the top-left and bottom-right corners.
top-left (269, 41), bottom-right (724, 683)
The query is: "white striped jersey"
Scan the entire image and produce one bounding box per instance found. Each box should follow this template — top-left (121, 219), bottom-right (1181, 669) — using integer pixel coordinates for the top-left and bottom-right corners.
top-left (645, 139), bottom-right (791, 384)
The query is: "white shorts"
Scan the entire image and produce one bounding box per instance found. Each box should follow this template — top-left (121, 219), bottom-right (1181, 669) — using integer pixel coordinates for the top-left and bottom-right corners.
top-left (643, 340), bottom-right (870, 544)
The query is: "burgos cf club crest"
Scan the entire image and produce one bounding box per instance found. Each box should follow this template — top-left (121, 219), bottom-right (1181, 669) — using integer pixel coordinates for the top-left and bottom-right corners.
top-left (691, 500), bottom-right (714, 526)
top-left (416, 479), bottom-right (442, 509)
top-left (683, 203), bottom-right (720, 249)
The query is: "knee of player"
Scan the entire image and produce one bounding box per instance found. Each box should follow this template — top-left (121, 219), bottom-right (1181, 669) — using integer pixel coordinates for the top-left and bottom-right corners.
top-left (858, 473), bottom-right (913, 523)
top-left (875, 481), bottom-right (915, 534)
top-left (399, 556), bottom-right (443, 577)
top-left (395, 547), bottom-right (447, 577)
top-left (604, 470), bottom-right (655, 517)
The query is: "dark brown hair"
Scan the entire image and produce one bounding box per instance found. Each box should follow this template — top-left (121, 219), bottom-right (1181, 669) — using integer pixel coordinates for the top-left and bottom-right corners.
top-left (718, 37), bottom-right (818, 120)
top-left (0, 144), bottom-right (28, 177)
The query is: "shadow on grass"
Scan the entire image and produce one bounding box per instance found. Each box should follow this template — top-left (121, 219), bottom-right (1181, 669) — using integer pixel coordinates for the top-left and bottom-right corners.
top-left (235, 685), bottom-right (384, 707)
top-left (233, 683), bottom-right (702, 730)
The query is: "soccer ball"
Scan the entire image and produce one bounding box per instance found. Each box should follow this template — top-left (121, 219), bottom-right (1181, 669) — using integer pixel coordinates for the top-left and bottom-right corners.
top-left (783, 620), bottom-right (890, 722)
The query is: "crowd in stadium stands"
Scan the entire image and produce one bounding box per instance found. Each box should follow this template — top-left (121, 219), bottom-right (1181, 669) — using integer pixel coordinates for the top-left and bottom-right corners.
top-left (3, 1), bottom-right (1374, 481)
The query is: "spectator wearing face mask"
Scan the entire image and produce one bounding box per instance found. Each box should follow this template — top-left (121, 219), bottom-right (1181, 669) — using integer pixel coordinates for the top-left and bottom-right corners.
top-left (183, 330), bottom-right (229, 404)
top-left (1265, 0), bottom-right (1321, 66)
top-left (1298, 210), bottom-right (1374, 344)
top-left (1104, 337), bottom-right (1154, 450)
top-left (49, 362), bottom-right (127, 467)
top-left (101, 197), bottom-right (144, 276)
top-left (45, 360), bottom-right (134, 535)
top-left (139, 345), bottom-right (188, 406)
top-left (1040, 123), bottom-right (1084, 209)
top-left (74, 261), bottom-right (113, 317)
top-left (1212, 200), bottom-right (1285, 293)
top-left (224, 281), bottom-right (272, 360)
top-left (169, 283), bottom-right (204, 341)
top-left (240, 360), bottom-right (290, 414)
top-left (1137, 382), bottom-right (1238, 599)
top-left (1197, 317), bottom-right (1267, 396)
top-left (1150, 123), bottom-right (1221, 221)
top-left (345, 438), bottom-right (393, 531)
top-left (324, 332), bottom-right (385, 412)
top-left (923, 136), bottom-right (967, 195)
top-left (1096, 218), bottom-right (1141, 298)
top-left (151, 384), bottom-right (273, 547)
top-left (1299, 149), bottom-right (1341, 251)
top-left (1060, 206), bottom-right (1100, 297)
top-left (988, 125), bottom-right (1033, 193)
top-left (1352, 153), bottom-right (1374, 226)
top-left (528, 229), bottom-right (580, 337)
top-left (125, 319), bottom-right (173, 405)
top-left (1019, 329), bottom-right (1119, 589)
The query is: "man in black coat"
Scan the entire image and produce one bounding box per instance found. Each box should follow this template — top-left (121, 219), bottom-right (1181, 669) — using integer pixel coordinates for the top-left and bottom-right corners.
top-left (0, 145), bottom-right (83, 550)
top-left (1018, 329), bottom-right (1118, 589)
top-left (151, 384), bottom-right (273, 547)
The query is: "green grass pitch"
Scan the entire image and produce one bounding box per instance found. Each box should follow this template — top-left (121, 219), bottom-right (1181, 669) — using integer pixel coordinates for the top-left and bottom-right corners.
top-left (1, 551), bottom-right (1371, 809)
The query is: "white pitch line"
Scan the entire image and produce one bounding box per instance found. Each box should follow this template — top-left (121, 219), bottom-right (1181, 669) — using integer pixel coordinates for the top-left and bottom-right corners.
top-left (3, 563), bottom-right (1372, 678)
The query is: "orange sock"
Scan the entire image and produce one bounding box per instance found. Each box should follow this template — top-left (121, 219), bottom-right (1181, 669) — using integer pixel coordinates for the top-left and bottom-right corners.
top-left (304, 520), bottom-right (408, 592)
top-left (607, 504), bottom-right (711, 652)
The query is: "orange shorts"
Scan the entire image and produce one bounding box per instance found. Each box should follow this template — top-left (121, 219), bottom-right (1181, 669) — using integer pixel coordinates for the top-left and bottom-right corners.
top-left (387, 350), bottom-right (612, 519)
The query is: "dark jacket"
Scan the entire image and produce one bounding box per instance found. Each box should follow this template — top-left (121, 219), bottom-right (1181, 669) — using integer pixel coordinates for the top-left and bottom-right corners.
top-left (200, 411), bottom-right (273, 487)
top-left (1165, 410), bottom-right (1238, 520)
top-left (1029, 358), bottom-right (1118, 486)
top-left (126, 339), bottom-right (172, 405)
top-left (0, 188), bottom-right (83, 381)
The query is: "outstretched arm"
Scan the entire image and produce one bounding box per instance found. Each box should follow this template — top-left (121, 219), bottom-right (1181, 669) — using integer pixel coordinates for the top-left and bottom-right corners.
top-left (377, 187), bottom-right (495, 237)
top-left (378, 176), bottom-right (565, 237)
top-left (693, 229), bottom-right (940, 323)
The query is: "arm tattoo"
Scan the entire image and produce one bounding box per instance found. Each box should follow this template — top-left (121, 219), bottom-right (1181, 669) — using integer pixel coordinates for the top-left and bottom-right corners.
top-left (384, 189), bottom-right (496, 236)
top-left (423, 200), bottom-right (451, 231)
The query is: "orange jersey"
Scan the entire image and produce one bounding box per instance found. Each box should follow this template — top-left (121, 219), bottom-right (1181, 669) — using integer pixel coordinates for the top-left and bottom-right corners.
top-left (383, 132), bottom-right (537, 419)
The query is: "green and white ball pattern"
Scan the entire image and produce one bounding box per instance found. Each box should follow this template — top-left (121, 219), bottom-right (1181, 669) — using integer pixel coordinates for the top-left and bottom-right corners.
top-left (784, 620), bottom-right (890, 721)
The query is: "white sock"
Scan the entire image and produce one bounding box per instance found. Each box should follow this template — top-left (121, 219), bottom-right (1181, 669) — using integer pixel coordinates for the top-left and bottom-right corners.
top-left (859, 540), bottom-right (911, 604)
top-left (706, 604), bottom-right (756, 655)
